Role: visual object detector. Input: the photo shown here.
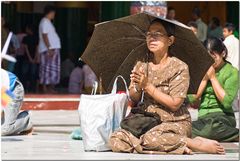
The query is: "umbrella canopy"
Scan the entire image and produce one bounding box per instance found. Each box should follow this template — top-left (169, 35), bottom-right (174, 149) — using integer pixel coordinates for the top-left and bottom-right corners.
top-left (81, 12), bottom-right (214, 94)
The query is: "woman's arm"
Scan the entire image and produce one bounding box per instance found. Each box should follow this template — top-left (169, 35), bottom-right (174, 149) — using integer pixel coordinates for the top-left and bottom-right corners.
top-left (33, 46), bottom-right (40, 63)
top-left (207, 65), bottom-right (239, 108)
top-left (42, 34), bottom-right (50, 49)
top-left (144, 84), bottom-right (184, 111)
top-left (129, 80), bottom-right (142, 103)
top-left (23, 44), bottom-right (34, 63)
top-left (209, 76), bottom-right (225, 102)
top-left (131, 69), bottom-right (186, 112)
top-left (189, 74), bottom-right (208, 103)
top-left (207, 66), bottom-right (225, 102)
top-left (129, 62), bottom-right (145, 103)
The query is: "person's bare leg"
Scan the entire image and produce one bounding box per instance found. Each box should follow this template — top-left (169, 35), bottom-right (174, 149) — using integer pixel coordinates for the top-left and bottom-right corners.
top-left (186, 136), bottom-right (225, 154)
top-left (42, 85), bottom-right (48, 93)
top-left (36, 80), bottom-right (40, 93)
top-left (49, 85), bottom-right (57, 94)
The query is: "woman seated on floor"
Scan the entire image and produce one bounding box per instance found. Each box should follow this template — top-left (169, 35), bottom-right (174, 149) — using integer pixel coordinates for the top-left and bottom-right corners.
top-left (109, 19), bottom-right (225, 155)
top-left (1, 69), bottom-right (33, 136)
top-left (188, 37), bottom-right (239, 142)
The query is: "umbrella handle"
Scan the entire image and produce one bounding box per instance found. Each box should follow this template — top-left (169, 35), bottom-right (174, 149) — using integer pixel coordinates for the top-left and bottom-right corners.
top-left (1, 32), bottom-right (12, 55)
top-left (111, 75), bottom-right (130, 99)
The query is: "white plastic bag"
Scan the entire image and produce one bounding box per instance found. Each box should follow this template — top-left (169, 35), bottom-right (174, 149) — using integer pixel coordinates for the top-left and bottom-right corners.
top-left (78, 75), bottom-right (129, 151)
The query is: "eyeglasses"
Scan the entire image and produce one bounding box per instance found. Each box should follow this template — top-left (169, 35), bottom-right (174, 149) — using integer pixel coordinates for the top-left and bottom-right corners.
top-left (145, 32), bottom-right (167, 40)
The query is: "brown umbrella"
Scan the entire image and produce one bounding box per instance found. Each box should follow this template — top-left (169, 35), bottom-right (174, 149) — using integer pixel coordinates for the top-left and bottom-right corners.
top-left (81, 12), bottom-right (214, 94)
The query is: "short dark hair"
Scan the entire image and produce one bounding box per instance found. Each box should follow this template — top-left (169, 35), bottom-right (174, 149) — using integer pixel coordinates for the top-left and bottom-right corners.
top-left (168, 7), bottom-right (175, 12)
top-left (204, 37), bottom-right (228, 60)
top-left (211, 17), bottom-right (220, 26)
top-left (188, 21), bottom-right (198, 29)
top-left (44, 5), bottom-right (56, 16)
top-left (150, 19), bottom-right (175, 36)
top-left (192, 7), bottom-right (201, 17)
top-left (224, 23), bottom-right (235, 32)
top-left (76, 60), bottom-right (85, 68)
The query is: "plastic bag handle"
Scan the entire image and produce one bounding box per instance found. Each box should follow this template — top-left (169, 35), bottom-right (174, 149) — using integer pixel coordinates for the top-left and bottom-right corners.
top-left (91, 81), bottom-right (98, 95)
top-left (111, 75), bottom-right (130, 98)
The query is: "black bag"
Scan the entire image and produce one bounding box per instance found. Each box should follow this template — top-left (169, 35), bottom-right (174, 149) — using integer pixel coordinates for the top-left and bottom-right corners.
top-left (121, 58), bottom-right (161, 138)
top-left (120, 103), bottom-right (162, 138)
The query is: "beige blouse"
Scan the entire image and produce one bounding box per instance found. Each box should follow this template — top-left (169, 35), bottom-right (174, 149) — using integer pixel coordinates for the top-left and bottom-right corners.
top-left (133, 57), bottom-right (191, 123)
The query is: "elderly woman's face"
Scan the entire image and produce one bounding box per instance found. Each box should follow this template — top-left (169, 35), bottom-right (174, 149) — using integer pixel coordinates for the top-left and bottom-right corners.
top-left (146, 23), bottom-right (170, 53)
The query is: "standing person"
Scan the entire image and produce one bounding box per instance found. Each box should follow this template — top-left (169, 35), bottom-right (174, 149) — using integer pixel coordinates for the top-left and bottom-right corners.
top-left (223, 23), bottom-right (239, 70)
top-left (188, 37), bottom-right (239, 142)
top-left (109, 19), bottom-right (225, 155)
top-left (38, 5), bottom-right (61, 93)
top-left (188, 21), bottom-right (198, 36)
top-left (207, 17), bottom-right (223, 39)
top-left (22, 24), bottom-right (39, 93)
top-left (192, 7), bottom-right (207, 42)
top-left (166, 7), bottom-right (176, 21)
top-left (15, 25), bottom-right (27, 83)
top-left (223, 23), bottom-right (240, 112)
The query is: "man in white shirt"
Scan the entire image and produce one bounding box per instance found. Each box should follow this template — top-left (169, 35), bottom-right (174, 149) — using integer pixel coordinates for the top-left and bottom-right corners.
top-left (188, 21), bottom-right (198, 36)
top-left (38, 5), bottom-right (61, 93)
top-left (192, 7), bottom-right (207, 42)
top-left (223, 23), bottom-right (239, 70)
top-left (223, 23), bottom-right (239, 112)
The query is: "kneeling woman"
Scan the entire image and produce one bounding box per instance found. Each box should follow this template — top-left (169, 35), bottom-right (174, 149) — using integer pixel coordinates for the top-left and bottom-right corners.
top-left (109, 19), bottom-right (225, 154)
top-left (189, 37), bottom-right (239, 142)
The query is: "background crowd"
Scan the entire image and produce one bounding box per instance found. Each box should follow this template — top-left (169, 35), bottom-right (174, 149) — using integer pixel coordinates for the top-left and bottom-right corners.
top-left (1, 4), bottom-right (239, 95)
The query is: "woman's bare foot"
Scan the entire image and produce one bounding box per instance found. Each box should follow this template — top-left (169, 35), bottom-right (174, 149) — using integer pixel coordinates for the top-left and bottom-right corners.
top-left (183, 147), bottom-right (193, 155)
top-left (233, 136), bottom-right (239, 142)
top-left (186, 136), bottom-right (225, 154)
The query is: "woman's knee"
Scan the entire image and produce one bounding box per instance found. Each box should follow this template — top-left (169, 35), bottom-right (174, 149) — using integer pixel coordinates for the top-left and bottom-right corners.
top-left (141, 130), bottom-right (162, 147)
top-left (12, 80), bottom-right (24, 101)
top-left (109, 130), bottom-right (133, 153)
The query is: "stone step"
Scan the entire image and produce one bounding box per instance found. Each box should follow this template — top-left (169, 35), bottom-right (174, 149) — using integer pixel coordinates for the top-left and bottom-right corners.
top-left (34, 126), bottom-right (79, 134)
top-left (22, 94), bottom-right (80, 110)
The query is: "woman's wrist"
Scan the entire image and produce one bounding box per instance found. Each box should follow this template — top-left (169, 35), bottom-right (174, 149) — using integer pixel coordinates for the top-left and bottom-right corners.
top-left (129, 83), bottom-right (142, 93)
top-left (209, 74), bottom-right (217, 81)
top-left (134, 85), bottom-right (142, 93)
top-left (144, 83), bottom-right (154, 94)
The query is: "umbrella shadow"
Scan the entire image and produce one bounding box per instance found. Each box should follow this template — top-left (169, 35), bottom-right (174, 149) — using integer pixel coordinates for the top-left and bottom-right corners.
top-left (1, 138), bottom-right (23, 142)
